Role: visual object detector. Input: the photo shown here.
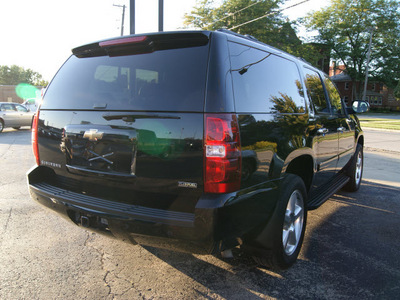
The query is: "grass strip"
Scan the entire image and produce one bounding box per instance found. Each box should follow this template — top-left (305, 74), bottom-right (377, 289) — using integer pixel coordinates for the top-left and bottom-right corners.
top-left (359, 118), bottom-right (400, 130)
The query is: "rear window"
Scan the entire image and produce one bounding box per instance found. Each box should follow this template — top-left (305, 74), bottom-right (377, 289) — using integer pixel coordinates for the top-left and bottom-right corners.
top-left (42, 45), bottom-right (209, 111)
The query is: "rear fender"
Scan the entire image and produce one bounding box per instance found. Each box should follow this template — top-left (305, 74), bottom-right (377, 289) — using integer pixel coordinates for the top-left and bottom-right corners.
top-left (282, 149), bottom-right (314, 193)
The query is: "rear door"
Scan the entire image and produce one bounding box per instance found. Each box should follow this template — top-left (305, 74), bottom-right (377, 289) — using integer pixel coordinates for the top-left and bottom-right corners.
top-left (323, 76), bottom-right (355, 170)
top-left (37, 33), bottom-right (210, 213)
top-left (15, 104), bottom-right (33, 126)
top-left (302, 67), bottom-right (339, 188)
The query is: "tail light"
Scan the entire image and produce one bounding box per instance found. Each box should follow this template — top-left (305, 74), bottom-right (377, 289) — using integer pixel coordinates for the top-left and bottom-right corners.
top-left (99, 36), bottom-right (147, 47)
top-left (204, 114), bottom-right (241, 193)
top-left (32, 111), bottom-right (40, 166)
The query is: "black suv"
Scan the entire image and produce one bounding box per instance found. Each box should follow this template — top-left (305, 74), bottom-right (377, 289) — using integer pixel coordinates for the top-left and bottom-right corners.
top-left (28, 30), bottom-right (368, 269)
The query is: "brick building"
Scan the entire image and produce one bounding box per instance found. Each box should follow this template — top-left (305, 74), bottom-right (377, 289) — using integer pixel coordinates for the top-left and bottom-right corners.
top-left (329, 64), bottom-right (399, 111)
top-left (0, 85), bottom-right (43, 104)
top-left (0, 85), bottom-right (22, 103)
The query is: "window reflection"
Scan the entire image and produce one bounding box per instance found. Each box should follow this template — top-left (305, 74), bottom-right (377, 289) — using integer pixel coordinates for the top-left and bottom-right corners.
top-left (303, 69), bottom-right (329, 114)
top-left (324, 76), bottom-right (343, 114)
top-left (229, 42), bottom-right (305, 113)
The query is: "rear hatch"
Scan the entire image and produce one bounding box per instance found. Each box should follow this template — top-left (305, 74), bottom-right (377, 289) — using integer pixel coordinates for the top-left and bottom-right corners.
top-left (36, 32), bottom-right (210, 214)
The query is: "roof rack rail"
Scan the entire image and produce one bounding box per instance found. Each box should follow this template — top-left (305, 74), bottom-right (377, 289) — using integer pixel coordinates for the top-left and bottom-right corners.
top-left (298, 56), bottom-right (313, 66)
top-left (216, 28), bottom-right (237, 35)
top-left (244, 34), bottom-right (258, 41)
top-left (216, 29), bottom-right (259, 42)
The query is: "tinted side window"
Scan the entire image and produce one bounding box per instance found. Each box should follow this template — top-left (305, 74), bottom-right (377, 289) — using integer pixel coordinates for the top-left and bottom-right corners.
top-left (229, 42), bottom-right (305, 114)
top-left (302, 68), bottom-right (329, 114)
top-left (324, 76), bottom-right (344, 115)
top-left (42, 46), bottom-right (209, 112)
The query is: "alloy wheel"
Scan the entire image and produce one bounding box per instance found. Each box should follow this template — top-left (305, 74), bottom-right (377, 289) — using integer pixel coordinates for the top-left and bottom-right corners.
top-left (282, 190), bottom-right (304, 256)
top-left (355, 150), bottom-right (363, 186)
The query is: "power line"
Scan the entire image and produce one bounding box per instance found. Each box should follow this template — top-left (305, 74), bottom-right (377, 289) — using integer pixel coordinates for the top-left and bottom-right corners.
top-left (229, 0), bottom-right (310, 30)
top-left (208, 0), bottom-right (263, 26)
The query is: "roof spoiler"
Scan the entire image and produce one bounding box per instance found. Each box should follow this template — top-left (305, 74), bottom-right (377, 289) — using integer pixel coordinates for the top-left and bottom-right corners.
top-left (72, 32), bottom-right (210, 58)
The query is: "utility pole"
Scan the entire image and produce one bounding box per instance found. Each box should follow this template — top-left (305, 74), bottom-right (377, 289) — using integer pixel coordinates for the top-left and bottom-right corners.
top-left (362, 27), bottom-right (374, 101)
top-left (159, 0), bottom-right (164, 32)
top-left (128, 0), bottom-right (161, 34)
top-left (130, 0), bottom-right (135, 34)
top-left (113, 4), bottom-right (126, 36)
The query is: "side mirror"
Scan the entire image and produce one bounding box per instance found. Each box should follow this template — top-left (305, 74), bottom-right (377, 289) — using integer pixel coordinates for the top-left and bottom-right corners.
top-left (348, 100), bottom-right (370, 114)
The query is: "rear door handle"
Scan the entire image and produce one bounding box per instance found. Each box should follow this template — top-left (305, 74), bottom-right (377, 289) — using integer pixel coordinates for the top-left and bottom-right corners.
top-left (337, 127), bottom-right (345, 132)
top-left (317, 128), bottom-right (329, 135)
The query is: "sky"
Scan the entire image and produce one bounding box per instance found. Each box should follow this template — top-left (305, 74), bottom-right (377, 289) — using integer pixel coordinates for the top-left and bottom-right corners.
top-left (0, 0), bottom-right (329, 82)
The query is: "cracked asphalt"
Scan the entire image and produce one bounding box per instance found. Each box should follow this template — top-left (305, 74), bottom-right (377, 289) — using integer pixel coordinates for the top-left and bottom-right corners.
top-left (1, 128), bottom-right (400, 299)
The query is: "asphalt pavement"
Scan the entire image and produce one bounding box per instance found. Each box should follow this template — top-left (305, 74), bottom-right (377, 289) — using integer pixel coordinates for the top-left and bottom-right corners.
top-left (364, 128), bottom-right (400, 154)
top-left (1, 127), bottom-right (400, 299)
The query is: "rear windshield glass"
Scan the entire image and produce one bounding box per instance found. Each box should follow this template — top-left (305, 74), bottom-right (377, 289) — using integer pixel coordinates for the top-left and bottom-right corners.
top-left (42, 45), bottom-right (209, 111)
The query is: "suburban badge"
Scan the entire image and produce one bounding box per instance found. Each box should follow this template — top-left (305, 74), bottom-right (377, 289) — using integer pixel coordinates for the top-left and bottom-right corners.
top-left (178, 181), bottom-right (198, 189)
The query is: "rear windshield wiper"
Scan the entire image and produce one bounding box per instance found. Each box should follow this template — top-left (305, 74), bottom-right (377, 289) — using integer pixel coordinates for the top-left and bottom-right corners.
top-left (102, 113), bottom-right (181, 123)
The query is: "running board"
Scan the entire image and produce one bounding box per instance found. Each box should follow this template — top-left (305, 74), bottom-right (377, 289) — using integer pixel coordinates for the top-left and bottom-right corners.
top-left (307, 173), bottom-right (349, 210)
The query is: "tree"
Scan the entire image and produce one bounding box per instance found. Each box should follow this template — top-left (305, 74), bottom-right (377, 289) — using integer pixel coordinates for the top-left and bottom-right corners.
top-left (304, 0), bottom-right (400, 98)
top-left (0, 65), bottom-right (48, 86)
top-left (184, 0), bottom-right (284, 37)
top-left (184, 0), bottom-right (324, 65)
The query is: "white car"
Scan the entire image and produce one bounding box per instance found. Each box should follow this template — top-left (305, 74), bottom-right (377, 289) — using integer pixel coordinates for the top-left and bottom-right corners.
top-left (22, 98), bottom-right (39, 112)
top-left (0, 102), bottom-right (35, 132)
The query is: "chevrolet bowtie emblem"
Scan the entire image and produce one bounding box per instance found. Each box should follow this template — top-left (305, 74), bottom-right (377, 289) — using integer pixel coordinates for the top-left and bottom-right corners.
top-left (83, 129), bottom-right (104, 141)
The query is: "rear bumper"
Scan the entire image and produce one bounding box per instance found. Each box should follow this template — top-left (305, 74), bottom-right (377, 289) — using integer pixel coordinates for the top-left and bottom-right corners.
top-left (28, 166), bottom-right (279, 254)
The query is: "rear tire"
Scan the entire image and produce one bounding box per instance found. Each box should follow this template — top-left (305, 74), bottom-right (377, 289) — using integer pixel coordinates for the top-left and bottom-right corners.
top-left (0, 120), bottom-right (4, 133)
top-left (343, 144), bottom-right (363, 192)
top-left (252, 174), bottom-right (307, 270)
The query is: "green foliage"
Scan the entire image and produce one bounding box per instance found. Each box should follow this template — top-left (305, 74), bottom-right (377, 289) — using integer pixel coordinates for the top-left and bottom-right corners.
top-left (359, 118), bottom-right (400, 130)
top-left (184, 0), bottom-right (324, 66)
top-left (184, 0), bottom-right (283, 34)
top-left (304, 0), bottom-right (400, 94)
top-left (0, 65), bottom-right (48, 86)
top-left (242, 140), bottom-right (277, 151)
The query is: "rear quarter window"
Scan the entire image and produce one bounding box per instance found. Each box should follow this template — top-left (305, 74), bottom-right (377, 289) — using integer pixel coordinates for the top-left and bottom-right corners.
top-left (302, 68), bottom-right (329, 114)
top-left (324, 76), bottom-right (344, 115)
top-left (229, 42), bottom-right (306, 114)
top-left (42, 45), bottom-right (209, 112)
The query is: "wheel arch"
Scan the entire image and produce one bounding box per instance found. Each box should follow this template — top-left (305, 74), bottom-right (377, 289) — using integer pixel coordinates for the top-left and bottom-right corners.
top-left (356, 133), bottom-right (364, 147)
top-left (284, 153), bottom-right (314, 194)
top-left (0, 117), bottom-right (4, 132)
top-left (243, 156), bottom-right (257, 172)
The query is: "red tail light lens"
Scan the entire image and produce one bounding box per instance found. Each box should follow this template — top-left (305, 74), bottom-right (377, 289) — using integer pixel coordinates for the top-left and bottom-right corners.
top-left (32, 112), bottom-right (40, 166)
top-left (204, 114), bottom-right (241, 193)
